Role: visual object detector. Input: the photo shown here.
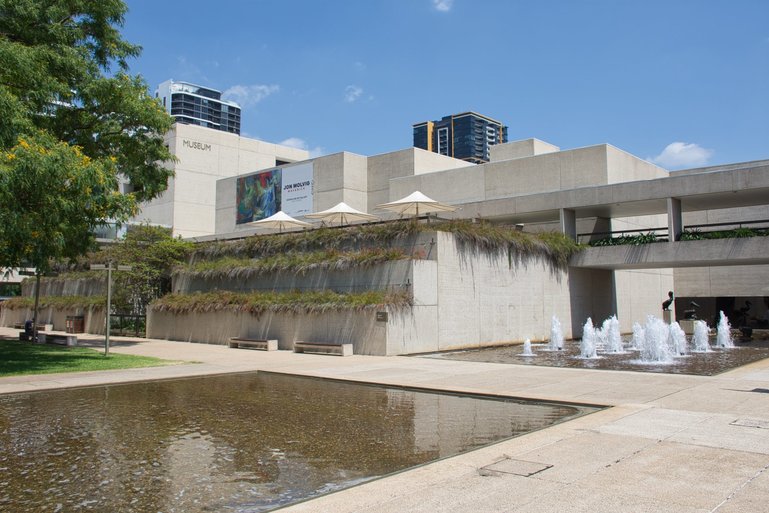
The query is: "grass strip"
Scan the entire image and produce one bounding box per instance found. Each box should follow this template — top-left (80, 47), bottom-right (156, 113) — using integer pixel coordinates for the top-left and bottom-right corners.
top-left (191, 219), bottom-right (581, 270)
top-left (151, 289), bottom-right (412, 315)
top-left (0, 340), bottom-right (177, 377)
top-left (0, 295), bottom-right (105, 310)
top-left (175, 247), bottom-right (410, 280)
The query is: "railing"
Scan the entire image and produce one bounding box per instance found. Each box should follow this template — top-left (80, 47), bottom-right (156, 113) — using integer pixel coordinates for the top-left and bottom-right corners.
top-left (578, 227), bottom-right (668, 245)
top-left (578, 219), bottom-right (769, 246)
top-left (109, 313), bottom-right (146, 337)
top-left (685, 219), bottom-right (769, 232)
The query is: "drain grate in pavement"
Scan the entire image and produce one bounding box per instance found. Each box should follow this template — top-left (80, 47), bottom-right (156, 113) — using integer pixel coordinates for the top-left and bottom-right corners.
top-left (731, 418), bottom-right (769, 429)
top-left (480, 458), bottom-right (552, 477)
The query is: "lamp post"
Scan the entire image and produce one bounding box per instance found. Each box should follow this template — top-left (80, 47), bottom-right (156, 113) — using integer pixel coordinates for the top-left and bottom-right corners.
top-left (89, 262), bottom-right (132, 355)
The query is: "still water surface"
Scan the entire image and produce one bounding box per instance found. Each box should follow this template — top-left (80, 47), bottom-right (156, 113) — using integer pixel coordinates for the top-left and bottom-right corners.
top-left (0, 372), bottom-right (589, 512)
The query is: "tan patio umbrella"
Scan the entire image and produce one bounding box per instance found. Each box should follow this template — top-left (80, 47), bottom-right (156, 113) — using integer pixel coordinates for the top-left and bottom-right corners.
top-left (305, 202), bottom-right (379, 226)
top-left (248, 210), bottom-right (313, 233)
top-left (375, 191), bottom-right (458, 217)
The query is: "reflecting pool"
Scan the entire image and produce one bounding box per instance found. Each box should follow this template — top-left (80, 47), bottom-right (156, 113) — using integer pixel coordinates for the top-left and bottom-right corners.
top-left (0, 372), bottom-right (592, 512)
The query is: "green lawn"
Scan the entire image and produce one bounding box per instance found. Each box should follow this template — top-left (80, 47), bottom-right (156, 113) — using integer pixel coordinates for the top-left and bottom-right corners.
top-left (0, 339), bottom-right (178, 377)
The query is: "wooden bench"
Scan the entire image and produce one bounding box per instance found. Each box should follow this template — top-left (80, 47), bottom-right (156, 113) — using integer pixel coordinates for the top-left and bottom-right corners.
top-left (38, 332), bottom-right (78, 347)
top-left (228, 337), bottom-right (278, 351)
top-left (293, 341), bottom-right (353, 356)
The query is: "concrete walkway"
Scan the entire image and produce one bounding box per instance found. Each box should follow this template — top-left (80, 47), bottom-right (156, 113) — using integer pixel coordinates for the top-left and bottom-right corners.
top-left (2, 327), bottom-right (768, 512)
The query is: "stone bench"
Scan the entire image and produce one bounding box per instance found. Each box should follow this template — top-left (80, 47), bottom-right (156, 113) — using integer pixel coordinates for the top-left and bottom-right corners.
top-left (228, 337), bottom-right (278, 351)
top-left (38, 332), bottom-right (78, 347)
top-left (293, 341), bottom-right (353, 356)
top-left (14, 322), bottom-right (53, 332)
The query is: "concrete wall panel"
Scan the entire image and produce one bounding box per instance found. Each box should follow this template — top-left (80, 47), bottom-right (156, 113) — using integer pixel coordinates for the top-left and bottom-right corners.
top-left (614, 269), bottom-right (675, 332)
top-left (147, 309), bottom-right (387, 355)
top-left (675, 266), bottom-right (769, 297)
top-left (489, 139), bottom-right (560, 162)
top-left (386, 306), bottom-right (439, 355)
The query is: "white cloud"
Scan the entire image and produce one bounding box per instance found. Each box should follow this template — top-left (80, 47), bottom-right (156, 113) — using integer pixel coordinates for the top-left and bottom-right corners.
top-left (173, 56), bottom-right (208, 83)
top-left (344, 85), bottom-right (363, 103)
top-left (432, 0), bottom-right (454, 12)
top-left (650, 142), bottom-right (714, 169)
top-left (222, 84), bottom-right (279, 108)
top-left (279, 137), bottom-right (324, 158)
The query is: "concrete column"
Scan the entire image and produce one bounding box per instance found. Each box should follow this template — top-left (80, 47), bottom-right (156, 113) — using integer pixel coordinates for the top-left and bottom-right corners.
top-left (560, 208), bottom-right (577, 241)
top-left (667, 197), bottom-right (682, 242)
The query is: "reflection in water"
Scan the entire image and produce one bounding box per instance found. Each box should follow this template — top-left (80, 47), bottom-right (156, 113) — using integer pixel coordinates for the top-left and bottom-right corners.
top-left (0, 373), bottom-right (589, 512)
top-left (428, 338), bottom-right (769, 375)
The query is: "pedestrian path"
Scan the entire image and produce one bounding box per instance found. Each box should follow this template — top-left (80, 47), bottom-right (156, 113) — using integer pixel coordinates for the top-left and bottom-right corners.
top-left (1, 327), bottom-right (768, 512)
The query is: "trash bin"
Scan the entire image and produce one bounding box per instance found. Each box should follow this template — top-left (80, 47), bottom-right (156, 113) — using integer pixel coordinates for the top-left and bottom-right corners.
top-left (66, 315), bottom-right (85, 334)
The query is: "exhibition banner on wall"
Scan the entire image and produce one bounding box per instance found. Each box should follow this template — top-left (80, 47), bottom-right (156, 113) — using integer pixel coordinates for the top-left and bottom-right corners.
top-left (280, 163), bottom-right (313, 217)
top-left (236, 163), bottom-right (313, 224)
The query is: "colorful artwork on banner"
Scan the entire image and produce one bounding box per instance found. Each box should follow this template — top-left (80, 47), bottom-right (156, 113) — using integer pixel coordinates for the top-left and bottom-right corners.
top-left (236, 169), bottom-right (282, 224)
top-left (236, 163), bottom-right (313, 224)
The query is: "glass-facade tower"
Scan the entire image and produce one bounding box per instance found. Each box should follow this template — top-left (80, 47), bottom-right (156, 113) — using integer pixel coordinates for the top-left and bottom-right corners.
top-left (413, 112), bottom-right (508, 164)
top-left (156, 80), bottom-right (241, 135)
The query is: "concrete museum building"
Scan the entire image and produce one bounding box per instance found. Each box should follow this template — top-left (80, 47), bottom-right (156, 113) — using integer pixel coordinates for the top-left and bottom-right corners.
top-left (137, 120), bottom-right (769, 355)
top-left (4, 103), bottom-right (767, 355)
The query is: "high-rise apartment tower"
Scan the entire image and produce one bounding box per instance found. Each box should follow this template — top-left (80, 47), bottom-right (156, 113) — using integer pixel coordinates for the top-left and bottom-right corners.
top-left (156, 80), bottom-right (241, 135)
top-left (413, 112), bottom-right (508, 163)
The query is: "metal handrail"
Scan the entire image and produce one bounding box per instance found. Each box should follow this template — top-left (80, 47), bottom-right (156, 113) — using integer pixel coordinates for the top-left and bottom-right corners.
top-left (578, 219), bottom-right (769, 240)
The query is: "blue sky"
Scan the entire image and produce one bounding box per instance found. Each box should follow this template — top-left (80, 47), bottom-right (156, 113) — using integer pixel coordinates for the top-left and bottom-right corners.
top-left (124, 0), bottom-right (768, 170)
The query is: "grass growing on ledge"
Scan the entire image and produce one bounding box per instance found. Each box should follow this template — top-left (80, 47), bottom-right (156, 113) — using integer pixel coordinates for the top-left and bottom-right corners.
top-left (175, 248), bottom-right (412, 280)
top-left (438, 220), bottom-right (581, 268)
top-left (1, 295), bottom-right (105, 310)
top-left (193, 221), bottom-right (421, 260)
top-left (0, 340), bottom-right (175, 377)
top-left (192, 219), bottom-right (581, 270)
top-left (151, 289), bottom-right (412, 315)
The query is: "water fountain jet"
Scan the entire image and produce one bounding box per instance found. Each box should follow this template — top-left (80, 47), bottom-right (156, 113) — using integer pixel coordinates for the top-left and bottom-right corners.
top-left (605, 315), bottom-right (624, 353)
top-left (716, 311), bottom-right (734, 348)
top-left (579, 318), bottom-right (599, 359)
top-left (630, 322), bottom-right (645, 350)
top-left (548, 316), bottom-right (564, 351)
top-left (669, 321), bottom-right (688, 356)
top-left (639, 316), bottom-right (674, 363)
top-left (692, 320), bottom-right (711, 352)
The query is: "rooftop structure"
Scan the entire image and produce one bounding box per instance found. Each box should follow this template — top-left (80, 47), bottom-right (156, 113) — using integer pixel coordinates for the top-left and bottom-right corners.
top-left (413, 112), bottom-right (508, 163)
top-left (156, 80), bottom-right (241, 135)
top-left (131, 123), bottom-right (310, 238)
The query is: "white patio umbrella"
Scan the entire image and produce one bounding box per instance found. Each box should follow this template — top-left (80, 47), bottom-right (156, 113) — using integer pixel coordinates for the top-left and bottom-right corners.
top-left (375, 191), bottom-right (458, 217)
top-left (248, 211), bottom-right (313, 233)
top-left (305, 202), bottom-right (379, 226)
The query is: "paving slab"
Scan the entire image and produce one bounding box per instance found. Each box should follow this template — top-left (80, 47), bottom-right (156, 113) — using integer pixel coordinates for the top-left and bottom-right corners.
top-left (584, 441), bottom-right (769, 511)
top-left (712, 464), bottom-right (769, 513)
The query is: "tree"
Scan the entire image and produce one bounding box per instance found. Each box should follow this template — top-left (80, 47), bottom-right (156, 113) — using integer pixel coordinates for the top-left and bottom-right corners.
top-left (0, 0), bottom-right (175, 337)
top-left (0, 0), bottom-right (175, 272)
top-left (95, 225), bottom-right (193, 316)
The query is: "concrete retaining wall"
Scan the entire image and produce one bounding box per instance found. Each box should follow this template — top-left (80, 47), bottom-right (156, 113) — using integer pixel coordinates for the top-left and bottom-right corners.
top-left (0, 307), bottom-right (105, 334)
top-left (147, 230), bottom-right (674, 355)
top-left (174, 260), bottom-right (415, 295)
top-left (423, 231), bottom-right (611, 349)
top-left (21, 277), bottom-right (105, 297)
top-left (147, 308), bottom-right (388, 355)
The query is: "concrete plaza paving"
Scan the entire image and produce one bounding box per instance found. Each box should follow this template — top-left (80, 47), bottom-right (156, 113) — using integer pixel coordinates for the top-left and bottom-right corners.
top-left (1, 327), bottom-right (768, 512)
